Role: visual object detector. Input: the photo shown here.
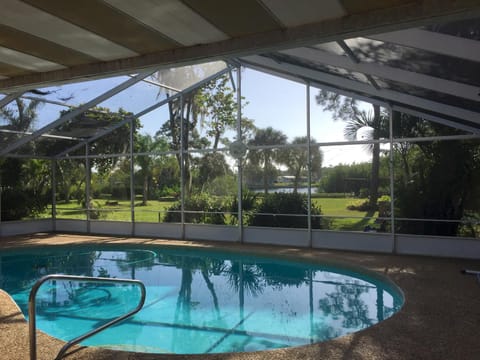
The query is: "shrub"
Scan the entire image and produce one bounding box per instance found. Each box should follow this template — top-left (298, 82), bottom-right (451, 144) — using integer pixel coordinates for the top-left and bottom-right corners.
top-left (1, 188), bottom-right (49, 221)
top-left (377, 195), bottom-right (391, 217)
top-left (163, 194), bottom-right (226, 224)
top-left (228, 190), bottom-right (258, 225)
top-left (248, 192), bottom-right (323, 229)
top-left (346, 199), bottom-right (370, 211)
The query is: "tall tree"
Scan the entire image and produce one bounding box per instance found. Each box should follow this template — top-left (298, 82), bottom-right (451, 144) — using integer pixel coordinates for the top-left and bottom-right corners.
top-left (316, 91), bottom-right (387, 209)
top-left (0, 99), bottom-right (51, 219)
top-left (135, 134), bottom-right (168, 205)
top-left (282, 136), bottom-right (323, 192)
top-left (246, 127), bottom-right (287, 193)
top-left (196, 75), bottom-right (237, 150)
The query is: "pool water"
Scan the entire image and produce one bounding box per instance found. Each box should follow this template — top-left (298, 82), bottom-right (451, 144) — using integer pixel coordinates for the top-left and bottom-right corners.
top-left (0, 246), bottom-right (403, 354)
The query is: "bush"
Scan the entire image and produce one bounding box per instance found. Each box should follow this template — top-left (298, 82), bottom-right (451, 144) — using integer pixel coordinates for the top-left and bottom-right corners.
top-left (1, 188), bottom-right (49, 221)
top-left (228, 190), bottom-right (258, 225)
top-left (377, 195), bottom-right (391, 217)
top-left (248, 192), bottom-right (323, 229)
top-left (163, 194), bottom-right (226, 224)
top-left (346, 199), bottom-right (370, 211)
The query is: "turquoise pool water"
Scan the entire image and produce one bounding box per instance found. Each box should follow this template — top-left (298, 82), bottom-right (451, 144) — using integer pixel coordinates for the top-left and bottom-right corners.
top-left (0, 245), bottom-right (403, 354)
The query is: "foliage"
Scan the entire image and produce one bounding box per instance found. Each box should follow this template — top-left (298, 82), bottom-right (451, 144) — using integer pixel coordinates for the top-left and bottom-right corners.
top-left (394, 138), bottom-right (479, 236)
top-left (202, 175), bottom-right (237, 197)
top-left (248, 192), bottom-right (323, 229)
top-left (280, 136), bottom-right (323, 192)
top-left (346, 199), bottom-right (370, 212)
top-left (194, 152), bottom-right (231, 190)
top-left (195, 75), bottom-right (237, 149)
top-left (316, 92), bottom-right (388, 208)
top-left (163, 193), bottom-right (226, 224)
top-left (246, 127), bottom-right (288, 193)
top-left (320, 160), bottom-right (389, 199)
top-left (228, 190), bottom-right (258, 225)
top-left (0, 100), bottom-right (51, 220)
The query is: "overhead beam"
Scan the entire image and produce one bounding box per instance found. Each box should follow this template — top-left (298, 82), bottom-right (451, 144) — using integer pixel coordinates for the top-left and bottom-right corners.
top-left (0, 0), bottom-right (479, 92)
top-left (0, 91), bottom-right (23, 108)
top-left (240, 55), bottom-right (480, 133)
top-left (280, 47), bottom-right (479, 102)
top-left (369, 28), bottom-right (480, 62)
top-left (56, 66), bottom-right (232, 158)
top-left (0, 69), bottom-right (156, 156)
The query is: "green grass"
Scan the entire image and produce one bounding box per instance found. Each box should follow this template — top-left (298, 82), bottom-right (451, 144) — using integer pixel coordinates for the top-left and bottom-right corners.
top-left (49, 199), bottom-right (175, 222)
top-left (42, 196), bottom-right (379, 231)
top-left (312, 198), bottom-right (379, 231)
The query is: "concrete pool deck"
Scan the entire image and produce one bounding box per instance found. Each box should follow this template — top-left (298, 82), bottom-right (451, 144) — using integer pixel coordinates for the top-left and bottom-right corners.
top-left (0, 233), bottom-right (479, 360)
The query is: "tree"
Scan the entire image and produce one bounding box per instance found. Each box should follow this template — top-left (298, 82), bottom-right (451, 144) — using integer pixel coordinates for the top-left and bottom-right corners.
top-left (0, 99), bottom-right (51, 220)
top-left (195, 152), bottom-right (231, 191)
top-left (246, 127), bottom-right (287, 193)
top-left (196, 75), bottom-right (237, 150)
top-left (134, 134), bottom-right (168, 205)
top-left (282, 136), bottom-right (323, 192)
top-left (391, 114), bottom-right (480, 236)
top-left (52, 107), bottom-right (139, 203)
top-left (316, 91), bottom-right (387, 209)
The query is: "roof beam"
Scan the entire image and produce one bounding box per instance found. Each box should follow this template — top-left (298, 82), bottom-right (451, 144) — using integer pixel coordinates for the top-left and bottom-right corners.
top-left (56, 66), bottom-right (232, 158)
top-left (240, 55), bottom-right (480, 133)
top-left (0, 69), bottom-right (156, 156)
top-left (280, 47), bottom-right (479, 102)
top-left (0, 91), bottom-right (23, 108)
top-left (369, 28), bottom-right (480, 62)
top-left (0, 0), bottom-right (479, 92)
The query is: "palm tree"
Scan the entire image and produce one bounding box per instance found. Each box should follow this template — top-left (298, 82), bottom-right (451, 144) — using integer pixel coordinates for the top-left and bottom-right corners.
top-left (282, 136), bottom-right (323, 192)
top-left (135, 134), bottom-right (168, 205)
top-left (247, 127), bottom-right (287, 193)
top-left (343, 105), bottom-right (388, 209)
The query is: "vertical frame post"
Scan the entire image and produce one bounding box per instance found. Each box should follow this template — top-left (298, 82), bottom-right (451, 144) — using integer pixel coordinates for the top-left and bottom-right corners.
top-left (180, 95), bottom-right (185, 239)
top-left (236, 67), bottom-right (244, 243)
top-left (306, 83), bottom-right (313, 247)
top-left (85, 144), bottom-right (91, 233)
top-left (388, 105), bottom-right (396, 253)
top-left (51, 160), bottom-right (57, 231)
top-left (129, 116), bottom-right (135, 235)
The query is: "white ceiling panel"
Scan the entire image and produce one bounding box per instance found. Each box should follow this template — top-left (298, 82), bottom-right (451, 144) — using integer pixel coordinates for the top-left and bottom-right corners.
top-left (0, 46), bottom-right (65, 72)
top-left (260, 0), bottom-right (346, 27)
top-left (104, 0), bottom-right (229, 46)
top-left (0, 0), bottom-right (137, 61)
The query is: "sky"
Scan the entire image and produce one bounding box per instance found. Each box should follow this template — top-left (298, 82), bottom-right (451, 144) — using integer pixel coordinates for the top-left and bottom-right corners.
top-left (9, 65), bottom-right (373, 167)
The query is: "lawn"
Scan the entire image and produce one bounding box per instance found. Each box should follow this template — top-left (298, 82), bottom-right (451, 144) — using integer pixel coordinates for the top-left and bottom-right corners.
top-left (312, 198), bottom-right (379, 231)
top-left (40, 197), bottom-right (379, 231)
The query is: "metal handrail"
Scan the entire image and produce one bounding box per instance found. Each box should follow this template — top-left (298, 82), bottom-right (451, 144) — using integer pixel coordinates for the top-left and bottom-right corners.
top-left (28, 274), bottom-right (146, 360)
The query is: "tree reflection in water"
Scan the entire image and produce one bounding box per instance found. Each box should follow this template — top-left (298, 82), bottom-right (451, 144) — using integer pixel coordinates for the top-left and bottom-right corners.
top-left (318, 280), bottom-right (375, 338)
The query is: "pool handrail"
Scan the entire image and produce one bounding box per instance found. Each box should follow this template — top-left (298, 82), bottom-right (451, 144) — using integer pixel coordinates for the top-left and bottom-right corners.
top-left (28, 274), bottom-right (146, 360)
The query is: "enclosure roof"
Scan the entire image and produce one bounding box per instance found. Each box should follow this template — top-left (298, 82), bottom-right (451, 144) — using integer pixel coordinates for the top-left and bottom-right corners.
top-left (0, 0), bottom-right (480, 158)
top-left (238, 18), bottom-right (480, 134)
top-left (0, 0), bottom-right (479, 93)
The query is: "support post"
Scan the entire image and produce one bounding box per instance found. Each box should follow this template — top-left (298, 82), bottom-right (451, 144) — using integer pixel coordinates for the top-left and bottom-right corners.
top-left (130, 117), bottom-right (135, 235)
top-left (236, 67), bottom-right (244, 243)
top-left (306, 83), bottom-right (313, 247)
top-left (85, 144), bottom-right (91, 233)
top-left (388, 104), bottom-right (396, 253)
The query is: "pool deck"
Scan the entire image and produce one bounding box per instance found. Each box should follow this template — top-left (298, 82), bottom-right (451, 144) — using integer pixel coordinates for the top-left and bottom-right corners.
top-left (0, 233), bottom-right (479, 360)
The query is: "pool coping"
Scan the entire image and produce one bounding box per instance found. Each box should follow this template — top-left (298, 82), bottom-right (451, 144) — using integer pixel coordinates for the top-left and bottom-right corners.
top-left (1, 233), bottom-right (479, 360)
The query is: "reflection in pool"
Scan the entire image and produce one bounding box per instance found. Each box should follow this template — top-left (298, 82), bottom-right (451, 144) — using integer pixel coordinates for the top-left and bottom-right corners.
top-left (0, 246), bottom-right (403, 354)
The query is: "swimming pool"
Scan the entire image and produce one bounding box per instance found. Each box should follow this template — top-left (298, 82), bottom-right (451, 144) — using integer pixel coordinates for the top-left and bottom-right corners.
top-left (0, 245), bottom-right (403, 354)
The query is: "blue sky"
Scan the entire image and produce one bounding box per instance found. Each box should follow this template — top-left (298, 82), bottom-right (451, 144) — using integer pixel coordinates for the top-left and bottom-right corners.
top-left (21, 66), bottom-right (372, 166)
